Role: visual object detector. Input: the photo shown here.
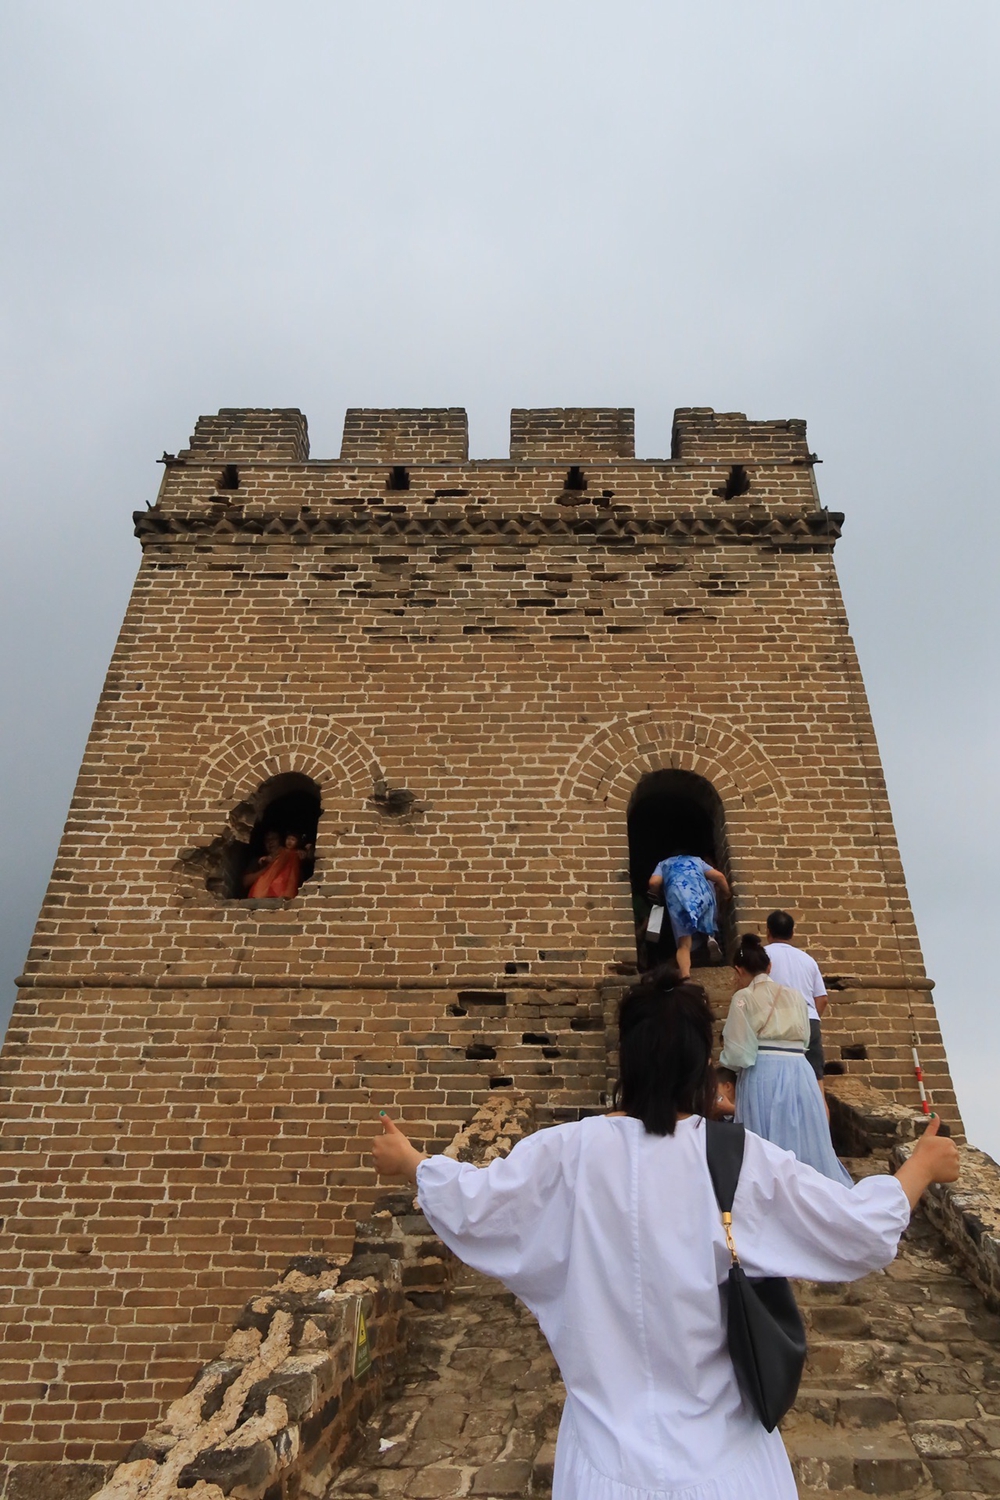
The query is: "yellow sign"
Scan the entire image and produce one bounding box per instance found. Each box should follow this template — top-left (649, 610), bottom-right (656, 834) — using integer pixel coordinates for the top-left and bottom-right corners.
top-left (353, 1299), bottom-right (372, 1379)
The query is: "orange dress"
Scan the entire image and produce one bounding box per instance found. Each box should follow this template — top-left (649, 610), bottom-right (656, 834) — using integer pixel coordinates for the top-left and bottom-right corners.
top-left (249, 848), bottom-right (305, 899)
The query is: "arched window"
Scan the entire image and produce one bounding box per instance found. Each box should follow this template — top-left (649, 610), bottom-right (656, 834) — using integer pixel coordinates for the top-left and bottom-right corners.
top-left (626, 769), bottom-right (731, 969)
top-left (213, 772), bottom-right (322, 899)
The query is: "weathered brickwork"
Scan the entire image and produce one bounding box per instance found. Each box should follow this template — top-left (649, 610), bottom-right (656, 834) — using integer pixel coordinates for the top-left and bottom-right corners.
top-left (178, 409), bottom-right (310, 464)
top-left (670, 407), bottom-right (811, 462)
top-left (0, 405), bottom-right (961, 1476)
top-left (339, 409), bottom-right (469, 464)
top-left (80, 1095), bottom-right (534, 1500)
top-left (509, 406), bottom-right (635, 459)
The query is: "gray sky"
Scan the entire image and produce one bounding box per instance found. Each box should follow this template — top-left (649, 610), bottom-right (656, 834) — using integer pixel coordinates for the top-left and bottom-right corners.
top-left (1, 2), bottom-right (997, 1148)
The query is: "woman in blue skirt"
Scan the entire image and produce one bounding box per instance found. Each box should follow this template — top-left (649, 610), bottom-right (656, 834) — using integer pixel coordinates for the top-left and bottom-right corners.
top-left (647, 852), bottom-right (730, 978)
top-left (720, 932), bottom-right (852, 1186)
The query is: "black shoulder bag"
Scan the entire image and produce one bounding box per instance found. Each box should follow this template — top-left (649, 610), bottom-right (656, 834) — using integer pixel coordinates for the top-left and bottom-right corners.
top-left (704, 1120), bottom-right (807, 1431)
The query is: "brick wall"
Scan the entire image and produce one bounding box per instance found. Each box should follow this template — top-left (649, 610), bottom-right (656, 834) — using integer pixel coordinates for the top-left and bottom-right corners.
top-left (74, 1094), bottom-right (534, 1500)
top-left (671, 407), bottom-right (811, 462)
top-left (509, 407), bottom-right (635, 459)
top-left (178, 409), bottom-right (310, 463)
top-left (0, 405), bottom-right (959, 1472)
top-left (339, 408), bottom-right (469, 463)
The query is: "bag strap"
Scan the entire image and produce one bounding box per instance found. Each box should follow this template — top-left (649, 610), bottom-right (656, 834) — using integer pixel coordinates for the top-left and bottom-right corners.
top-left (758, 987), bottom-right (781, 1036)
top-left (704, 1120), bottom-right (747, 1265)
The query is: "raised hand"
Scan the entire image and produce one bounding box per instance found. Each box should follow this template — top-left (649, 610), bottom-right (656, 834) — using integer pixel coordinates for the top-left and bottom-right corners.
top-left (894, 1114), bottom-right (960, 1209)
top-left (372, 1113), bottom-right (428, 1183)
top-left (910, 1115), bottom-right (960, 1183)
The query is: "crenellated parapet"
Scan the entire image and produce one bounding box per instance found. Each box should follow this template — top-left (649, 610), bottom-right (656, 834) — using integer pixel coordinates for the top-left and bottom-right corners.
top-left (167, 405), bottom-right (813, 468)
top-left (178, 408), bottom-right (310, 462)
top-left (153, 405), bottom-right (825, 523)
top-left (671, 408), bottom-right (813, 462)
top-left (509, 406), bottom-right (635, 459)
top-left (340, 408), bottom-right (469, 463)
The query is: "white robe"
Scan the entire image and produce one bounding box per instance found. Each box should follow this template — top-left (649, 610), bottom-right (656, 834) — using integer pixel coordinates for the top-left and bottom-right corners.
top-left (416, 1113), bottom-right (910, 1500)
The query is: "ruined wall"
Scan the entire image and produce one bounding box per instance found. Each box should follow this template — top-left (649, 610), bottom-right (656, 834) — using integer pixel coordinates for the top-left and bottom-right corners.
top-left (79, 1094), bottom-right (535, 1500)
top-left (0, 405), bottom-right (957, 1476)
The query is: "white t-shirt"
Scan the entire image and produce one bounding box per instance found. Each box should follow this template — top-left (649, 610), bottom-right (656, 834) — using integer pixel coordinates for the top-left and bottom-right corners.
top-left (765, 942), bottom-right (826, 1022)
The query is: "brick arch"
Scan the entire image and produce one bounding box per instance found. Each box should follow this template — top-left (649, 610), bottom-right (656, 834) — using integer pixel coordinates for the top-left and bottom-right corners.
top-left (556, 711), bottom-right (787, 813)
top-left (194, 717), bottom-right (381, 812)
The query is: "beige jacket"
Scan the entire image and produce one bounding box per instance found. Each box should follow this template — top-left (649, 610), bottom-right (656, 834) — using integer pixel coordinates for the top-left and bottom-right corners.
top-left (719, 973), bottom-right (810, 1071)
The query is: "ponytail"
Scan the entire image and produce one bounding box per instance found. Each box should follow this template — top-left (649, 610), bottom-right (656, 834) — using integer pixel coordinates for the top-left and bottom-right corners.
top-left (733, 931), bottom-right (770, 975)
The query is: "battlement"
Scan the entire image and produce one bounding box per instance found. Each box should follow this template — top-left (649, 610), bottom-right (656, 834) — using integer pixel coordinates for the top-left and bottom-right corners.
top-left (510, 407), bottom-right (635, 459)
top-left (340, 407), bottom-right (469, 462)
top-left (671, 408), bottom-right (810, 462)
top-left (172, 406), bottom-right (813, 469)
top-left (178, 408), bottom-right (310, 462)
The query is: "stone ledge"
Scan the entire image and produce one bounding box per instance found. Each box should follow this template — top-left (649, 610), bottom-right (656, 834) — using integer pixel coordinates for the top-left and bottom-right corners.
top-left (828, 1073), bottom-right (999, 1317)
top-left (826, 1075), bottom-right (923, 1158)
top-left (14, 971), bottom-right (601, 991)
top-left (892, 1141), bottom-right (1000, 1317)
top-left (825, 974), bottom-right (934, 992)
top-left (132, 506), bottom-right (844, 548)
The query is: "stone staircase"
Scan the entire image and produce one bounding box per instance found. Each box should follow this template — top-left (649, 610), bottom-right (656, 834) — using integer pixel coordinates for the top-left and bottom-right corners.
top-left (327, 1161), bottom-right (1000, 1500)
top-left (789, 1179), bottom-right (1000, 1498)
top-left (327, 1260), bottom-right (561, 1500)
top-left (321, 972), bottom-right (1000, 1498)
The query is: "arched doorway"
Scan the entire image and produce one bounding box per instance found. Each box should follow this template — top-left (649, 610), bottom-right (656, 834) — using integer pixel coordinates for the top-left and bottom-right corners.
top-left (219, 771), bottom-right (322, 898)
top-left (626, 769), bottom-right (731, 969)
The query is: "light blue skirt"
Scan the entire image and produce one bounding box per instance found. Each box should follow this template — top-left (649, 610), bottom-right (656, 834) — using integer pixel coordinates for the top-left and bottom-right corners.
top-left (736, 1050), bottom-right (853, 1187)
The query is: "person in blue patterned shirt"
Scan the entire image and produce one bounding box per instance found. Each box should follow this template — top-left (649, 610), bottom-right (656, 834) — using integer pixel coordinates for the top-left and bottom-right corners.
top-left (647, 852), bottom-right (730, 978)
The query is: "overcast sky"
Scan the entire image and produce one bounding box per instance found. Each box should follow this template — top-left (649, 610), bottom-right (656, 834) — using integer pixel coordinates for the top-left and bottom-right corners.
top-left (1, 2), bottom-right (997, 1149)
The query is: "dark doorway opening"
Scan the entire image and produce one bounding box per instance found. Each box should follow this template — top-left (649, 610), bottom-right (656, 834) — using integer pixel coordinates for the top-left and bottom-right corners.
top-left (626, 769), bottom-right (730, 970)
top-left (219, 772), bottom-right (321, 898)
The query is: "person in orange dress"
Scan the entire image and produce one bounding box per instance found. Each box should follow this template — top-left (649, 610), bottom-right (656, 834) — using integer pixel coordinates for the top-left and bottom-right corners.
top-left (248, 833), bottom-right (311, 898)
top-left (243, 829), bottom-right (281, 892)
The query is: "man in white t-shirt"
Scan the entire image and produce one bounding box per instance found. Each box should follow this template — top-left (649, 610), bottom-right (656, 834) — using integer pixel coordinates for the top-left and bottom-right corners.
top-left (765, 910), bottom-right (828, 1084)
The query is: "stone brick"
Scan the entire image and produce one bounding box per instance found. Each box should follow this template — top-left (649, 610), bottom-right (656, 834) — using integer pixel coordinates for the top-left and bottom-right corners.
top-left (4, 1463), bottom-right (111, 1500)
top-left (240, 1367), bottom-right (317, 1422)
top-left (340, 408), bottom-right (468, 463)
top-left (470, 1459), bottom-right (533, 1494)
top-left (176, 1439), bottom-right (276, 1490)
top-left (509, 407), bottom-right (634, 459)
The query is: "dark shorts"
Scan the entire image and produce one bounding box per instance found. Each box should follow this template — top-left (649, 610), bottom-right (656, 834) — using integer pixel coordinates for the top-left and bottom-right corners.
top-left (807, 1018), bottom-right (825, 1081)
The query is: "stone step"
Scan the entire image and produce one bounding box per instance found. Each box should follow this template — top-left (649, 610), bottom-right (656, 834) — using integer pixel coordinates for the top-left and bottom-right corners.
top-left (802, 1336), bottom-right (884, 1386)
top-left (783, 1417), bottom-right (935, 1493)
top-left (530, 1439), bottom-right (556, 1495)
top-left (794, 1387), bottom-right (901, 1428)
top-left (328, 1151), bottom-right (996, 1500)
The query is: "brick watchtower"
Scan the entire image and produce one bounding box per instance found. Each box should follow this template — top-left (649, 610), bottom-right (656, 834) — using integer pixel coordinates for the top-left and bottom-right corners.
top-left (1, 405), bottom-right (958, 1485)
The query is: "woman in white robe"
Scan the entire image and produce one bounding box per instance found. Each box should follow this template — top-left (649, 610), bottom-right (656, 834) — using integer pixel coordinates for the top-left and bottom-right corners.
top-left (373, 974), bottom-right (959, 1500)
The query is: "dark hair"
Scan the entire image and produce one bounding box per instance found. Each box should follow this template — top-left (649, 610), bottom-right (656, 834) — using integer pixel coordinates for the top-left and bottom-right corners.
top-left (733, 931), bottom-right (770, 975)
top-left (615, 966), bottom-right (716, 1135)
top-left (766, 909), bottom-right (795, 940)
